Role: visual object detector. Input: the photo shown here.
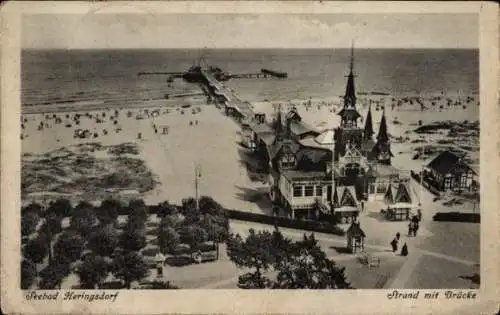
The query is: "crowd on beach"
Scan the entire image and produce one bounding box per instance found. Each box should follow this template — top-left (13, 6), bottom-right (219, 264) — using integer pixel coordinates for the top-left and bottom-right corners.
top-left (20, 105), bottom-right (205, 142)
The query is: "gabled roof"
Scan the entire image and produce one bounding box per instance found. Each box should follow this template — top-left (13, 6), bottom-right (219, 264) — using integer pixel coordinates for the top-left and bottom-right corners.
top-left (346, 222), bottom-right (366, 237)
top-left (385, 182), bottom-right (412, 204)
top-left (427, 150), bottom-right (470, 175)
top-left (334, 185), bottom-right (357, 207)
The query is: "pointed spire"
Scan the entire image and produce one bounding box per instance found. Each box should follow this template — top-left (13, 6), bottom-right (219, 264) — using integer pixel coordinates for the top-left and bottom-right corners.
top-left (344, 40), bottom-right (356, 109)
top-left (363, 104), bottom-right (374, 140)
top-left (377, 107), bottom-right (389, 143)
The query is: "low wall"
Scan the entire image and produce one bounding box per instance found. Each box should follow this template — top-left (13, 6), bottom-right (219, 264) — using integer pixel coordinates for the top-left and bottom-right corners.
top-left (224, 209), bottom-right (345, 236)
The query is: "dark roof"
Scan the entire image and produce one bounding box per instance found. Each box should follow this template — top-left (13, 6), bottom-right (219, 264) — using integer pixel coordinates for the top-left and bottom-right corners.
top-left (282, 169), bottom-right (329, 181)
top-left (377, 110), bottom-right (389, 143)
top-left (363, 104), bottom-right (374, 140)
top-left (346, 222), bottom-right (366, 237)
top-left (427, 150), bottom-right (470, 175)
top-left (289, 120), bottom-right (319, 137)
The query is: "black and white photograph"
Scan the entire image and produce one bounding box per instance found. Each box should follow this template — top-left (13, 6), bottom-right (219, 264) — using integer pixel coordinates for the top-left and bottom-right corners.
top-left (2, 2), bottom-right (499, 314)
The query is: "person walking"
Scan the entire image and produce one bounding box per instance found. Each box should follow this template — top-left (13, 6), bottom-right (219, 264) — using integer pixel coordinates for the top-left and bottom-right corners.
top-left (408, 222), bottom-right (414, 237)
top-left (401, 243), bottom-right (409, 256)
top-left (390, 233), bottom-right (401, 253)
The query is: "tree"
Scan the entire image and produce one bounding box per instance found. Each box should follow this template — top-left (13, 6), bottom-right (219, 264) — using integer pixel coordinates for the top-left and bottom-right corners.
top-left (76, 255), bottom-right (110, 289)
top-left (272, 234), bottom-right (351, 289)
top-left (88, 227), bottom-right (119, 257)
top-left (128, 199), bottom-right (148, 224)
top-left (158, 226), bottom-right (180, 254)
top-left (21, 260), bottom-right (37, 289)
top-left (179, 224), bottom-right (208, 251)
top-left (53, 230), bottom-right (85, 263)
top-left (112, 252), bottom-right (149, 289)
top-left (119, 227), bottom-right (146, 252)
top-left (23, 236), bottom-right (48, 264)
top-left (21, 211), bottom-right (39, 237)
top-left (46, 198), bottom-right (73, 218)
top-left (199, 214), bottom-right (228, 242)
top-left (181, 197), bottom-right (200, 225)
top-left (96, 199), bottom-right (120, 225)
top-left (71, 202), bottom-right (98, 237)
top-left (198, 196), bottom-right (225, 216)
top-left (226, 229), bottom-right (275, 288)
top-left (39, 261), bottom-right (70, 289)
top-left (227, 228), bottom-right (351, 289)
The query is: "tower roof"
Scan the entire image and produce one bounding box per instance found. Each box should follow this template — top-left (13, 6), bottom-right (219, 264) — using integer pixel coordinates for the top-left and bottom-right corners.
top-left (343, 43), bottom-right (356, 109)
top-left (363, 104), bottom-right (374, 140)
top-left (377, 108), bottom-right (389, 142)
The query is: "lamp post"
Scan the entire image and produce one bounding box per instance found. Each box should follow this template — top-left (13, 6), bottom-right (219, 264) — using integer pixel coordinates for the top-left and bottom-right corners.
top-left (194, 163), bottom-right (201, 210)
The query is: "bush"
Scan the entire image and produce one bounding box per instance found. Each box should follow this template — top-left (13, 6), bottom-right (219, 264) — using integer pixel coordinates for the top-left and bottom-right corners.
top-left (433, 212), bottom-right (480, 223)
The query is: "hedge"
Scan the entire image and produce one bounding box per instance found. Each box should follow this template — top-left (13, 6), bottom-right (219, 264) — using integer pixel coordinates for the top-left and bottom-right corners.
top-left (224, 209), bottom-right (345, 236)
top-left (433, 212), bottom-right (480, 223)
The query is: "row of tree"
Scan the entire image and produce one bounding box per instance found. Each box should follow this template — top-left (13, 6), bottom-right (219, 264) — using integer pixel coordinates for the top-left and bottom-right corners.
top-left (226, 227), bottom-right (351, 289)
top-left (21, 196), bottom-right (230, 289)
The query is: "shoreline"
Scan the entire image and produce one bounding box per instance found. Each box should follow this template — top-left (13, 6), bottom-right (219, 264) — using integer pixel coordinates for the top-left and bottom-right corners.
top-left (22, 92), bottom-right (479, 115)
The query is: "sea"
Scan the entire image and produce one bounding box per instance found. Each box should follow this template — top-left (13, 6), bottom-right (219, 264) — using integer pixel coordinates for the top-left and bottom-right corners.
top-left (22, 49), bottom-right (479, 108)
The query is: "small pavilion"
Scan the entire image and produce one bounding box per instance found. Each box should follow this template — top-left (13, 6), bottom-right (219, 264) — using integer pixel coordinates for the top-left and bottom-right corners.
top-left (346, 221), bottom-right (366, 254)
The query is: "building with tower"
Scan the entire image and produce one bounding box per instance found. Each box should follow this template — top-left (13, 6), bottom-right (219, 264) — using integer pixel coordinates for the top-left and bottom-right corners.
top-left (255, 44), bottom-right (414, 221)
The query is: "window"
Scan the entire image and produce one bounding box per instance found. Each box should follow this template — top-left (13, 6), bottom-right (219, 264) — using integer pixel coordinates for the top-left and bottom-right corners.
top-left (315, 185), bottom-right (323, 196)
top-left (305, 185), bottom-right (314, 197)
top-left (281, 153), bottom-right (296, 168)
top-left (293, 185), bottom-right (303, 197)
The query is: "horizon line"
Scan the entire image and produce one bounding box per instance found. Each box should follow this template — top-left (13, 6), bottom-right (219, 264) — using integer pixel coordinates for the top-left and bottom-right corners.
top-left (21, 47), bottom-right (479, 51)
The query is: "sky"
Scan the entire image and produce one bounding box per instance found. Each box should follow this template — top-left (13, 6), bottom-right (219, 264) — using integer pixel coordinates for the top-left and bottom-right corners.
top-left (22, 13), bottom-right (478, 49)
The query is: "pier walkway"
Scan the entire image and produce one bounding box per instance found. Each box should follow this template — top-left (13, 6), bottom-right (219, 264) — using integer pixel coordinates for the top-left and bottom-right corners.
top-left (201, 70), bottom-right (255, 120)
